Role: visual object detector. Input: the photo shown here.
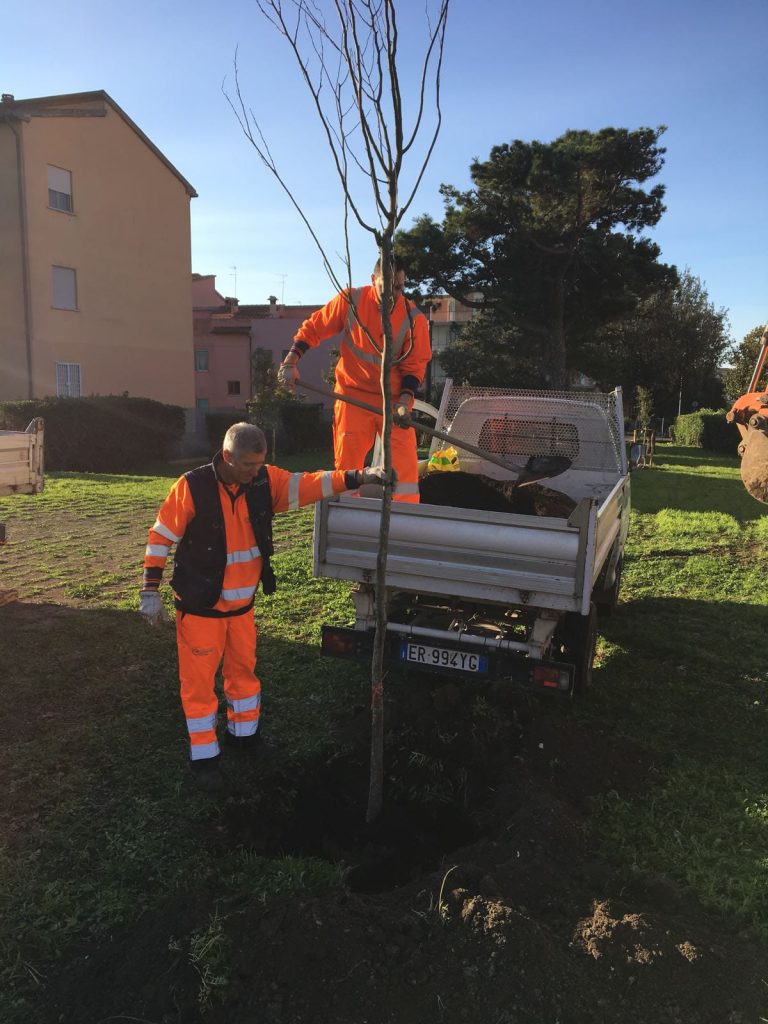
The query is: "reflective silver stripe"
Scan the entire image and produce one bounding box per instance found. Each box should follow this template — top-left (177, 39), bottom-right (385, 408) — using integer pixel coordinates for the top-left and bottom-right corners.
top-left (341, 335), bottom-right (380, 365)
top-left (227, 720), bottom-right (259, 738)
top-left (288, 472), bottom-right (302, 510)
top-left (394, 481), bottom-right (420, 495)
top-left (220, 585), bottom-right (258, 601)
top-left (226, 545), bottom-right (261, 566)
top-left (343, 288), bottom-right (413, 363)
top-left (189, 740), bottom-right (220, 761)
top-left (320, 471), bottom-right (335, 498)
top-left (392, 312), bottom-right (412, 359)
top-left (186, 712), bottom-right (218, 735)
top-left (145, 543), bottom-right (171, 558)
top-left (227, 693), bottom-right (261, 714)
top-left (152, 519), bottom-right (182, 543)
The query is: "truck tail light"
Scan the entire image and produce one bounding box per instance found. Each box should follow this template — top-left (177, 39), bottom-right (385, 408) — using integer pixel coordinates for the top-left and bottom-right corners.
top-left (533, 666), bottom-right (570, 691)
top-left (322, 630), bottom-right (356, 657)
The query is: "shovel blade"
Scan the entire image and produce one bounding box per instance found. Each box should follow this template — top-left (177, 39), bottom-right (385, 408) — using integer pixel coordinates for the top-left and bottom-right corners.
top-left (740, 424), bottom-right (768, 504)
top-left (514, 455), bottom-right (572, 486)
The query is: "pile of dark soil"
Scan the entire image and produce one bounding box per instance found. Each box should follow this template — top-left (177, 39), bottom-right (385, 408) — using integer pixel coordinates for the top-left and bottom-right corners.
top-left (42, 677), bottom-right (767, 1024)
top-left (420, 470), bottom-right (577, 517)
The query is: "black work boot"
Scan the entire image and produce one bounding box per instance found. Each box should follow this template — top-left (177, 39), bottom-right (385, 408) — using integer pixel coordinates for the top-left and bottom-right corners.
top-left (190, 754), bottom-right (224, 793)
top-left (224, 729), bottom-right (270, 757)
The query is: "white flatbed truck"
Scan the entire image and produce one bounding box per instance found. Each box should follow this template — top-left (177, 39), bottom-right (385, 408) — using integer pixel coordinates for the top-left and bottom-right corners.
top-left (312, 383), bottom-right (630, 696)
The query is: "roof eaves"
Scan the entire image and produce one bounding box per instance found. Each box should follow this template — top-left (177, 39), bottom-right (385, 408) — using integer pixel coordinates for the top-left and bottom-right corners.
top-left (3, 90), bottom-right (197, 198)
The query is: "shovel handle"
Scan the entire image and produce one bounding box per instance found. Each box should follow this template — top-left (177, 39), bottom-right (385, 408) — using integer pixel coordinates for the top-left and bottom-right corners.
top-left (296, 378), bottom-right (532, 477)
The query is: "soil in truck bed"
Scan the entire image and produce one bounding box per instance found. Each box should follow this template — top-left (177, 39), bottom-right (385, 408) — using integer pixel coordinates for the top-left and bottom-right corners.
top-left (419, 470), bottom-right (577, 517)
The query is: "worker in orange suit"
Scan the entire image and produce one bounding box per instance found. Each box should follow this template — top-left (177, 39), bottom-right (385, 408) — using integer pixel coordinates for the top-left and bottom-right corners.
top-left (277, 256), bottom-right (431, 503)
top-left (138, 422), bottom-right (391, 792)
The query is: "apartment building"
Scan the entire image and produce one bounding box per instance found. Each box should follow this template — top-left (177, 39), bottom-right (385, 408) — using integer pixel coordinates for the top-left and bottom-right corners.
top-left (0, 91), bottom-right (196, 408)
top-left (427, 293), bottom-right (480, 386)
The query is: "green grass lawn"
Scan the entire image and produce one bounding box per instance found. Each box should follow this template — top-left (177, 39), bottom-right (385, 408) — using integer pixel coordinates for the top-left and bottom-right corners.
top-left (577, 444), bottom-right (768, 928)
top-left (0, 444), bottom-right (767, 1018)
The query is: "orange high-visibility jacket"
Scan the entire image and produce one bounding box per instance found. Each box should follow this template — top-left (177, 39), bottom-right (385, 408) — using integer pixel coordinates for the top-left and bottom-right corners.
top-left (294, 285), bottom-right (431, 397)
top-left (144, 463), bottom-right (351, 616)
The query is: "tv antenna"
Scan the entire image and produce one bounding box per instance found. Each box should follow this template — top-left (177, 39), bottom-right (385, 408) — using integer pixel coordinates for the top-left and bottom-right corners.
top-left (276, 273), bottom-right (287, 305)
top-left (229, 265), bottom-right (237, 298)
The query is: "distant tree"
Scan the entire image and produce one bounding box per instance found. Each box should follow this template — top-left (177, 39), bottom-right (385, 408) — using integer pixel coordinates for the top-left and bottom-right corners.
top-left (587, 270), bottom-right (731, 418)
top-left (723, 325), bottom-right (767, 403)
top-left (249, 347), bottom-right (284, 429)
top-left (438, 310), bottom-right (549, 388)
top-left (634, 385), bottom-right (654, 429)
top-left (398, 126), bottom-right (677, 387)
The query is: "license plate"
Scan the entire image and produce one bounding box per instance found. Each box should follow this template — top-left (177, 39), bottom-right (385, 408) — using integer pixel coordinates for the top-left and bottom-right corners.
top-left (399, 642), bottom-right (488, 673)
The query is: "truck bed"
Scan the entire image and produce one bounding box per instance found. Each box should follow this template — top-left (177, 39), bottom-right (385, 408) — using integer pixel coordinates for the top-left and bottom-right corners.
top-left (314, 475), bottom-right (627, 616)
top-left (0, 419), bottom-right (45, 497)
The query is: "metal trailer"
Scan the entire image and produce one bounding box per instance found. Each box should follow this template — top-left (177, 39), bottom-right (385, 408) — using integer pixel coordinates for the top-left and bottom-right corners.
top-left (313, 383), bottom-right (630, 697)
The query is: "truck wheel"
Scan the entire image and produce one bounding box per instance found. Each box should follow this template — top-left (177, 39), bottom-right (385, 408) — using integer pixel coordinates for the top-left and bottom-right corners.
top-left (593, 556), bottom-right (623, 617)
top-left (555, 602), bottom-right (597, 696)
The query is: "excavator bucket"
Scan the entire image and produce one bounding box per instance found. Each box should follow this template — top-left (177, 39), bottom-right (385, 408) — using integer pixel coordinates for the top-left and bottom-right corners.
top-left (739, 421), bottom-right (768, 504)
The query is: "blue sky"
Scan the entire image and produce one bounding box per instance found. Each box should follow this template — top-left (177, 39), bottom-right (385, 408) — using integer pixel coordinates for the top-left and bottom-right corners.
top-left (3, 0), bottom-right (766, 345)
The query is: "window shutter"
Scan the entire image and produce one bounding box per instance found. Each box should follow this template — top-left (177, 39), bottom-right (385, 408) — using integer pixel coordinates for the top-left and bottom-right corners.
top-left (52, 267), bottom-right (77, 310)
top-left (55, 362), bottom-right (82, 397)
top-left (47, 166), bottom-right (72, 194)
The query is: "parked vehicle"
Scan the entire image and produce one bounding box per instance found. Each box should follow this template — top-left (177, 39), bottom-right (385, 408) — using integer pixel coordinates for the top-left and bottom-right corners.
top-left (313, 382), bottom-right (630, 696)
top-left (0, 418), bottom-right (44, 604)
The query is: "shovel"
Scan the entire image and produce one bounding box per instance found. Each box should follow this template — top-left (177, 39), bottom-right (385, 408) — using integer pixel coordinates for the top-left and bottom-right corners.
top-left (295, 379), bottom-right (572, 487)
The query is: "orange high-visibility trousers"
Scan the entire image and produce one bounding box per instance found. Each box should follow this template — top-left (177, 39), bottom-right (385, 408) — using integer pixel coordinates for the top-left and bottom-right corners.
top-left (176, 611), bottom-right (261, 761)
top-left (333, 391), bottom-right (420, 503)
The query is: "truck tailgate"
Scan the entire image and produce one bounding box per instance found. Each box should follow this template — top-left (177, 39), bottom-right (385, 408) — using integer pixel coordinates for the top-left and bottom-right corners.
top-left (314, 494), bottom-right (603, 614)
top-left (0, 421), bottom-right (44, 496)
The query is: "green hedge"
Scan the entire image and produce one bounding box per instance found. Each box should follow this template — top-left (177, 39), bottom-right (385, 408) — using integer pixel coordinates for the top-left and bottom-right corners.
top-left (205, 411), bottom-right (248, 454)
top-left (0, 396), bottom-right (185, 472)
top-left (672, 409), bottom-right (740, 453)
top-left (246, 399), bottom-right (331, 457)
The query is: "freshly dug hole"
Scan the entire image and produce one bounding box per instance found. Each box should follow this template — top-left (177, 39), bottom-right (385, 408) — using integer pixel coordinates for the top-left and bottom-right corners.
top-left (217, 682), bottom-right (532, 894)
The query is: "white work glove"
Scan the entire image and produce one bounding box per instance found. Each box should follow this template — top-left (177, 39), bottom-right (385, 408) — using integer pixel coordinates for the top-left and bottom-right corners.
top-left (359, 466), bottom-right (397, 488)
top-left (277, 360), bottom-right (300, 388)
top-left (139, 589), bottom-right (170, 627)
top-left (394, 393), bottom-right (414, 428)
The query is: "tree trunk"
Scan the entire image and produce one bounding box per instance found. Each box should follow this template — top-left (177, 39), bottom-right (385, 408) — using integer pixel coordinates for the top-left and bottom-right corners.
top-left (550, 274), bottom-right (568, 388)
top-left (366, 239), bottom-right (396, 824)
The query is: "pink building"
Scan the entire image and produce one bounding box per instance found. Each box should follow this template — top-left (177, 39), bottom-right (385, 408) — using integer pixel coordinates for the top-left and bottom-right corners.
top-left (192, 275), bottom-right (251, 413)
top-left (191, 274), bottom-right (341, 417)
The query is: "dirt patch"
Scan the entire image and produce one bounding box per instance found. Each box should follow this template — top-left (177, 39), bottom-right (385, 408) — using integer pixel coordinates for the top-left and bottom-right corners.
top-left (419, 470), bottom-right (577, 517)
top-left (40, 676), bottom-right (766, 1024)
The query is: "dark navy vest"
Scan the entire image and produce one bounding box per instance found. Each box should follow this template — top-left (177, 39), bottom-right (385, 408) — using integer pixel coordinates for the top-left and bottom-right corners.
top-left (171, 459), bottom-right (276, 616)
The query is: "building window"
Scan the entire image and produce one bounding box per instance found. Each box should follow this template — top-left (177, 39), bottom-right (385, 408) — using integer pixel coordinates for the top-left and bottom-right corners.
top-left (55, 362), bottom-right (81, 397)
top-left (52, 266), bottom-right (77, 310)
top-left (48, 165), bottom-right (73, 212)
top-left (227, 380), bottom-right (241, 396)
top-left (195, 350), bottom-right (209, 371)
top-left (196, 398), bottom-right (209, 411)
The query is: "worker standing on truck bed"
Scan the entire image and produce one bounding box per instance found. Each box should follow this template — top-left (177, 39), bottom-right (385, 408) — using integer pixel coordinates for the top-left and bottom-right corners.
top-left (277, 256), bottom-right (431, 503)
top-left (138, 422), bottom-right (391, 792)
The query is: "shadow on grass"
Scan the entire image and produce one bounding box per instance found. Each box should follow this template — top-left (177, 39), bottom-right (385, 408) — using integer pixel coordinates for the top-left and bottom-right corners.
top-left (592, 594), bottom-right (768, 760)
top-left (629, 447), bottom-right (764, 521)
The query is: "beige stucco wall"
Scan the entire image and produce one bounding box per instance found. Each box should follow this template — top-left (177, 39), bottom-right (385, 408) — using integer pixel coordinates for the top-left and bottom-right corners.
top-left (6, 98), bottom-right (195, 407)
top-left (0, 124), bottom-right (31, 400)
